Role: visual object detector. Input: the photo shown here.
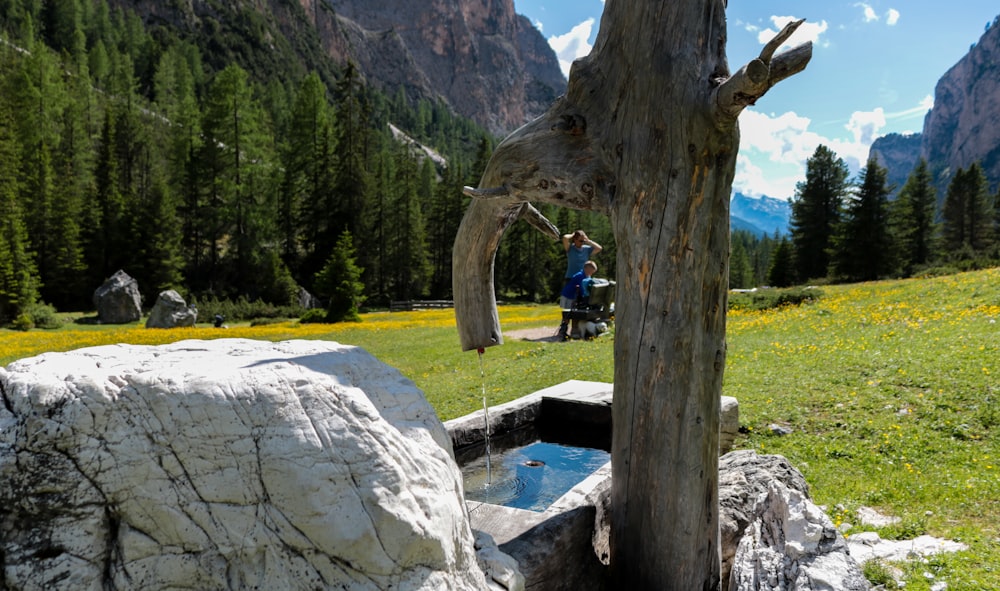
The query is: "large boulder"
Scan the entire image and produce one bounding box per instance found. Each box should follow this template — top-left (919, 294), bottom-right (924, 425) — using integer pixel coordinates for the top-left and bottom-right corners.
top-left (719, 450), bottom-right (812, 587)
top-left (720, 451), bottom-right (868, 591)
top-left (92, 269), bottom-right (142, 324)
top-left (728, 482), bottom-right (869, 591)
top-left (0, 339), bottom-right (495, 590)
top-left (145, 289), bottom-right (197, 328)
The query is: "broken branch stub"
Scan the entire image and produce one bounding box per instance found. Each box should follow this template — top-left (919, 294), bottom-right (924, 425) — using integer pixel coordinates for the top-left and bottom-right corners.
top-left (715, 19), bottom-right (813, 119)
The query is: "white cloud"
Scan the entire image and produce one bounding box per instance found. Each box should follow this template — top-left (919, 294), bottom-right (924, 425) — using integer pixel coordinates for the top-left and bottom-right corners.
top-left (739, 110), bottom-right (817, 167)
top-left (736, 110), bottom-right (823, 199)
top-left (533, 20), bottom-right (544, 33)
top-left (734, 104), bottom-right (901, 199)
top-left (548, 18), bottom-right (595, 77)
top-left (856, 3), bottom-right (878, 22)
top-left (846, 108), bottom-right (886, 145)
top-left (885, 95), bottom-right (933, 122)
top-left (855, 4), bottom-right (900, 26)
top-left (758, 16), bottom-right (829, 51)
top-left (734, 153), bottom-right (802, 200)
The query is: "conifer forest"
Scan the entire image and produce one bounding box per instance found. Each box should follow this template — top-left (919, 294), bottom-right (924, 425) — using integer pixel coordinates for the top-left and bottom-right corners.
top-left (0, 0), bottom-right (996, 326)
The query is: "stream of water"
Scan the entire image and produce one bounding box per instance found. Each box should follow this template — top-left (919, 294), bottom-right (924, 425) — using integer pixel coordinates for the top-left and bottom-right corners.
top-left (477, 347), bottom-right (491, 485)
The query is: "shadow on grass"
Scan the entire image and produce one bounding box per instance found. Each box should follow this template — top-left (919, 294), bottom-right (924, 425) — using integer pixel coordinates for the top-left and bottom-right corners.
top-left (73, 315), bottom-right (103, 325)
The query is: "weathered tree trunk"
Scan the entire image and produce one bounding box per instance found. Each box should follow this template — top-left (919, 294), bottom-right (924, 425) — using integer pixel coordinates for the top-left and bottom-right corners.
top-left (453, 1), bottom-right (810, 588)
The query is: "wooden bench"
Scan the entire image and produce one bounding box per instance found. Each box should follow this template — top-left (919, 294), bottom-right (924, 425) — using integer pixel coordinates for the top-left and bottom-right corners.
top-left (389, 300), bottom-right (455, 312)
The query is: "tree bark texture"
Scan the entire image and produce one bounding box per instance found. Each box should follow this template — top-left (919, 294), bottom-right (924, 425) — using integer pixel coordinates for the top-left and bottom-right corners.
top-left (452, 2), bottom-right (810, 588)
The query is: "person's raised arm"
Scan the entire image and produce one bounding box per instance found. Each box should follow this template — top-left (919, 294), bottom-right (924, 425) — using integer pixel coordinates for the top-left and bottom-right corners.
top-left (588, 237), bottom-right (602, 256)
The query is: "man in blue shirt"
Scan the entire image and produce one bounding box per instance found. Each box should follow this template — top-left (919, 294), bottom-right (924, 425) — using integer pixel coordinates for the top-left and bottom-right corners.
top-left (558, 260), bottom-right (597, 340)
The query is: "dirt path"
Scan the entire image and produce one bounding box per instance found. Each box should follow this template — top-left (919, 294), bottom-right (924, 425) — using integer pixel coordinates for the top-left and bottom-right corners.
top-left (503, 327), bottom-right (562, 343)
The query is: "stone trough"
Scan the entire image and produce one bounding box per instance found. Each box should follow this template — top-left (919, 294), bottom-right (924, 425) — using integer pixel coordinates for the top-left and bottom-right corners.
top-left (444, 380), bottom-right (740, 591)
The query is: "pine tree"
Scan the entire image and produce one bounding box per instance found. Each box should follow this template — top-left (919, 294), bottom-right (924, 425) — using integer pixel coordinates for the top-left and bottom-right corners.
top-left (420, 157), bottom-right (458, 299)
top-left (153, 44), bottom-right (204, 290)
top-left (384, 145), bottom-right (431, 300)
top-left (752, 231), bottom-right (778, 287)
top-left (0, 96), bottom-right (40, 322)
top-left (314, 231), bottom-right (365, 322)
top-left (283, 72), bottom-right (335, 276)
top-left (729, 236), bottom-right (752, 289)
top-left (993, 188), bottom-right (1000, 244)
top-left (891, 159), bottom-right (937, 274)
top-left (767, 237), bottom-right (795, 288)
top-left (197, 64), bottom-right (273, 295)
top-left (10, 40), bottom-right (87, 309)
top-left (84, 49), bottom-right (159, 292)
top-left (132, 178), bottom-right (185, 297)
top-left (789, 145), bottom-right (849, 283)
top-left (46, 19), bottom-right (93, 308)
top-left (332, 62), bottom-right (372, 241)
top-left (497, 210), bottom-right (558, 301)
top-left (41, 0), bottom-right (79, 55)
top-left (941, 163), bottom-right (994, 256)
top-left (830, 158), bottom-right (896, 282)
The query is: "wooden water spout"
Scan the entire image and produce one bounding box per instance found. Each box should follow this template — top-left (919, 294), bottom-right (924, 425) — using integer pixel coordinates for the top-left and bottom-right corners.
top-left (452, 98), bottom-right (616, 352)
top-left (453, 2), bottom-right (811, 587)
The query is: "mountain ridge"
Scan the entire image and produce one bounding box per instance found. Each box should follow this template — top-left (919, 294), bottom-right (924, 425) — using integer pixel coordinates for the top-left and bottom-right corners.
top-left (870, 16), bottom-right (1000, 199)
top-left (108, 0), bottom-right (566, 135)
top-left (730, 193), bottom-right (791, 237)
top-left (322, 0), bottom-right (565, 134)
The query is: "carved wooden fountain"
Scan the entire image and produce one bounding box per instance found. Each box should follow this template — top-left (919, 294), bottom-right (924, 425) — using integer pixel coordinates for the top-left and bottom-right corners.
top-left (453, 2), bottom-right (811, 587)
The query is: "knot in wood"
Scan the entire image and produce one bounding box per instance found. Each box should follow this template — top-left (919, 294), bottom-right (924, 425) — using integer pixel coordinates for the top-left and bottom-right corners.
top-left (551, 114), bottom-right (586, 136)
top-left (747, 58), bottom-right (769, 84)
top-left (646, 220), bottom-right (654, 229)
top-left (581, 182), bottom-right (593, 196)
top-left (538, 179), bottom-right (549, 190)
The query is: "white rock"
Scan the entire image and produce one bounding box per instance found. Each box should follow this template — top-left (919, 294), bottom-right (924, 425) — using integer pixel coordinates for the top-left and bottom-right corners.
top-left (474, 531), bottom-right (525, 591)
top-left (1, 339), bottom-right (493, 590)
top-left (846, 532), bottom-right (968, 564)
top-left (856, 507), bottom-right (901, 528)
top-left (729, 481), bottom-right (870, 590)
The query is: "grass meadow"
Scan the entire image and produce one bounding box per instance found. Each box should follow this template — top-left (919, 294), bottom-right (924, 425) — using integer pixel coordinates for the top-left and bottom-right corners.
top-left (2, 267), bottom-right (998, 589)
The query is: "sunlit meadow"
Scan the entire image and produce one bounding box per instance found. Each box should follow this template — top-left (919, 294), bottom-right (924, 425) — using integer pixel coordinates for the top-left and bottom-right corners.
top-left (2, 267), bottom-right (998, 588)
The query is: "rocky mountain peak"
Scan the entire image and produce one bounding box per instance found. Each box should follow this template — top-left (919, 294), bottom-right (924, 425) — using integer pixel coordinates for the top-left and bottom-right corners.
top-left (109, 0), bottom-right (566, 136)
top-left (869, 132), bottom-right (923, 196)
top-left (870, 16), bottom-right (1000, 198)
top-left (320, 0), bottom-right (566, 134)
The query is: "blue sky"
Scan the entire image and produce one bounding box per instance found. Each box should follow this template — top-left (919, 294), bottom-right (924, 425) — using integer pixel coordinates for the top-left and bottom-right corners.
top-left (514, 0), bottom-right (999, 200)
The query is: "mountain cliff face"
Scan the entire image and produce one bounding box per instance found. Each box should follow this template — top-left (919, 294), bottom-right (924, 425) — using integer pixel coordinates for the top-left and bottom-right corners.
top-left (111, 0), bottom-right (566, 136)
top-left (870, 16), bottom-right (1000, 198)
top-left (920, 17), bottom-right (1000, 193)
top-left (868, 132), bottom-right (922, 196)
top-left (320, 0), bottom-right (565, 134)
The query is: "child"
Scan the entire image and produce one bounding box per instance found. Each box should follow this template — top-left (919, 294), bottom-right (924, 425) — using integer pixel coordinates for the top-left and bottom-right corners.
top-left (558, 260), bottom-right (597, 340)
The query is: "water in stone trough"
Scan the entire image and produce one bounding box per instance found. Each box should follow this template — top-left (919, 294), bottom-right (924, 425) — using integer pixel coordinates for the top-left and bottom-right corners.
top-left (461, 440), bottom-right (610, 512)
